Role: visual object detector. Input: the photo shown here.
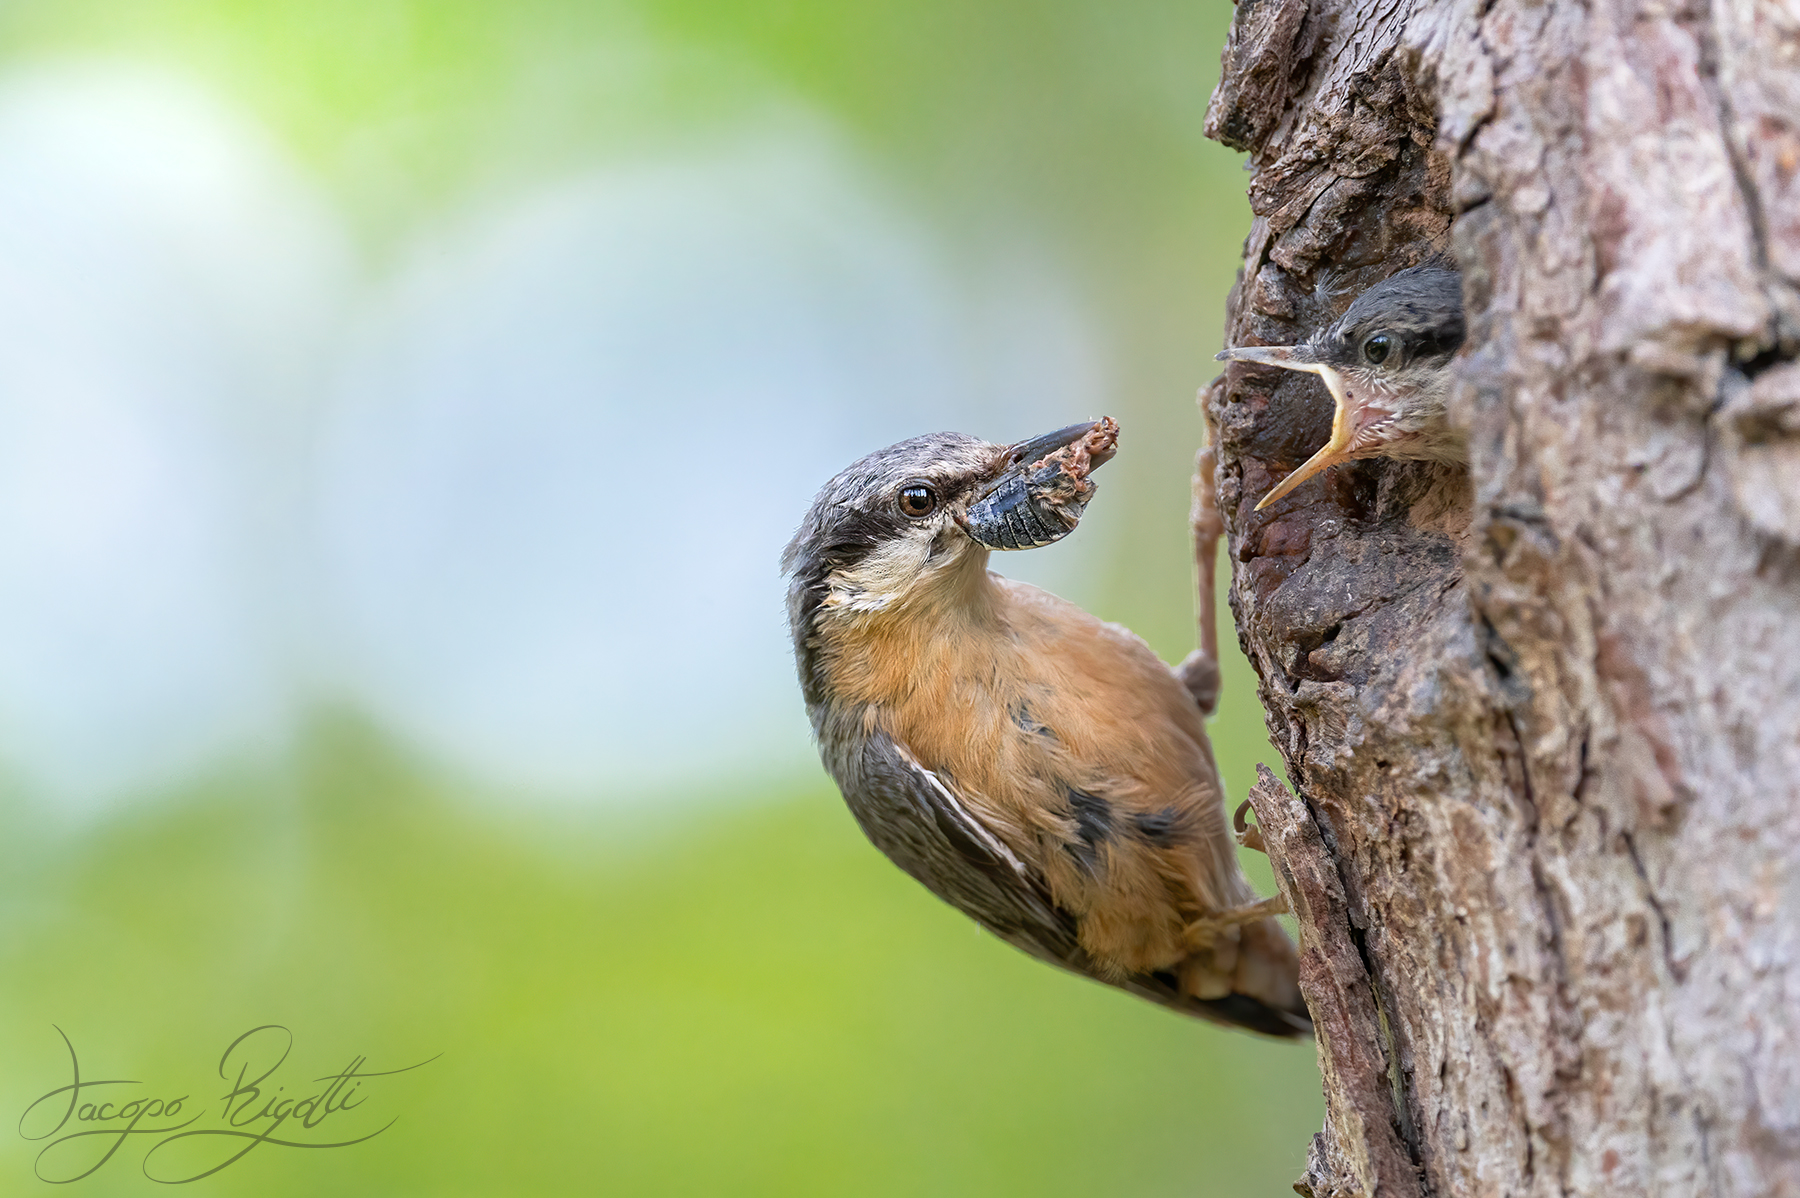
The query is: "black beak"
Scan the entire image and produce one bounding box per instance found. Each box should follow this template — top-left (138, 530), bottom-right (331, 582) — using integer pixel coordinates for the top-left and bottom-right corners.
top-left (1002, 422), bottom-right (1101, 468)
top-left (965, 418), bottom-right (1117, 551)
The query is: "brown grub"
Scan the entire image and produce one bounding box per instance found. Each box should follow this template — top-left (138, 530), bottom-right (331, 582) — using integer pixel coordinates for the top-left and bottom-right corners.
top-left (1031, 415), bottom-right (1120, 478)
top-left (1027, 416), bottom-right (1120, 520)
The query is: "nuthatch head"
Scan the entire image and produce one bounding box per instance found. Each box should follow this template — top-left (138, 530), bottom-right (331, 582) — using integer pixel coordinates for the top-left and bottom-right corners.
top-left (783, 419), bottom-right (1116, 643)
top-left (1218, 264), bottom-right (1466, 509)
top-left (784, 419), bottom-right (1309, 1038)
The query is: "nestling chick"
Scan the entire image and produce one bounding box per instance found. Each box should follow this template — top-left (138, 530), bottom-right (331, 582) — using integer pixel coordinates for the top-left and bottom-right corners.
top-left (783, 419), bottom-right (1309, 1037)
top-left (1218, 264), bottom-right (1467, 509)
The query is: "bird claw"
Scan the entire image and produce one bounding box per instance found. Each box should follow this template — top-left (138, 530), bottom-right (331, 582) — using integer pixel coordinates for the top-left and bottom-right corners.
top-left (1233, 798), bottom-right (1267, 854)
top-left (1191, 445), bottom-right (1224, 545)
top-left (1185, 444), bottom-right (1225, 716)
top-left (1183, 894), bottom-right (1290, 945)
top-left (1175, 649), bottom-right (1221, 713)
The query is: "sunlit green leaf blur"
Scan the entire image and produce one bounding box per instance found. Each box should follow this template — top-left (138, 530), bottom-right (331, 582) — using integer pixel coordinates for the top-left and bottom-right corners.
top-left (0, 0), bottom-right (1322, 1193)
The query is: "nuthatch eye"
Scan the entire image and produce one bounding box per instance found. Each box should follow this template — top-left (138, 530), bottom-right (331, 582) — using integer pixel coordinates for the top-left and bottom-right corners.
top-left (1218, 265), bottom-right (1467, 509)
top-left (783, 419), bottom-right (1309, 1037)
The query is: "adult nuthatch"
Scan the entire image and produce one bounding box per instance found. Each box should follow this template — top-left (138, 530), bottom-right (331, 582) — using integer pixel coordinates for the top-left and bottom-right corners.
top-left (1218, 265), bottom-right (1466, 509)
top-left (783, 418), bottom-right (1308, 1037)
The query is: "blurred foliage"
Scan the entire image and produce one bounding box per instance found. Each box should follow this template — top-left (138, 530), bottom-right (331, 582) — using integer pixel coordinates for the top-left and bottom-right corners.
top-left (0, 0), bottom-right (1255, 656)
top-left (0, 0), bottom-right (1321, 1190)
top-left (0, 0), bottom-right (1237, 231)
top-left (2, 719), bottom-right (1317, 1195)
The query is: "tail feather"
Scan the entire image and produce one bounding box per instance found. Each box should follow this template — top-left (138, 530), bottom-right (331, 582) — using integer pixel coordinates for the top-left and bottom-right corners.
top-left (1125, 914), bottom-right (1311, 1038)
top-left (1124, 968), bottom-right (1313, 1039)
top-left (1189, 992), bottom-right (1313, 1039)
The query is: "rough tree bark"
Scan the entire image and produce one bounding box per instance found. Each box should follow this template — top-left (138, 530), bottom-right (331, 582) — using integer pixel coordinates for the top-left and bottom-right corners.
top-left (1201, 0), bottom-right (1800, 1193)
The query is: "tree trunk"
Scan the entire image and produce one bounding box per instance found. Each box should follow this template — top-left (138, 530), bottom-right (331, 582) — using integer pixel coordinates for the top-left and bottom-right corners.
top-left (1201, 0), bottom-right (1800, 1192)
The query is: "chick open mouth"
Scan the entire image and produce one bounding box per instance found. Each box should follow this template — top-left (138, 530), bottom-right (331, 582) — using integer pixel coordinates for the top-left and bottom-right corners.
top-left (1215, 344), bottom-right (1361, 510)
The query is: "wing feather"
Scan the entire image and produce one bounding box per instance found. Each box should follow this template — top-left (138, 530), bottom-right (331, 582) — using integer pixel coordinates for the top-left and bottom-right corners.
top-left (836, 729), bottom-right (1310, 1036)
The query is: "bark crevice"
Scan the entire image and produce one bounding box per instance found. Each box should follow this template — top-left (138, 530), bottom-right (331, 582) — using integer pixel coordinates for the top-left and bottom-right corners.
top-left (1620, 829), bottom-right (1683, 983)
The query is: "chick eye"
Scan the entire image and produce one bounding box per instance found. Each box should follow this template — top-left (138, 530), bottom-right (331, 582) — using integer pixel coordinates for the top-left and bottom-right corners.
top-left (897, 484), bottom-right (938, 518)
top-left (1362, 334), bottom-right (1393, 365)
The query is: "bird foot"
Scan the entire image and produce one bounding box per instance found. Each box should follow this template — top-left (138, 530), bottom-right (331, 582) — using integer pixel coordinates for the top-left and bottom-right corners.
top-left (1184, 444), bottom-right (1225, 716)
top-left (1175, 649), bottom-right (1221, 713)
top-left (1184, 894), bottom-right (1290, 944)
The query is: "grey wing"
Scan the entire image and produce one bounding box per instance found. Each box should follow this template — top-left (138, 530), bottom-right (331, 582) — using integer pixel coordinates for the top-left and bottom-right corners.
top-left (845, 730), bottom-right (1207, 1017)
top-left (846, 730), bottom-right (1081, 968)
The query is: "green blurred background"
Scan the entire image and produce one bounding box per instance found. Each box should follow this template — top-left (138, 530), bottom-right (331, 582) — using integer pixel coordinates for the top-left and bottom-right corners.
top-left (0, 0), bottom-right (1322, 1193)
